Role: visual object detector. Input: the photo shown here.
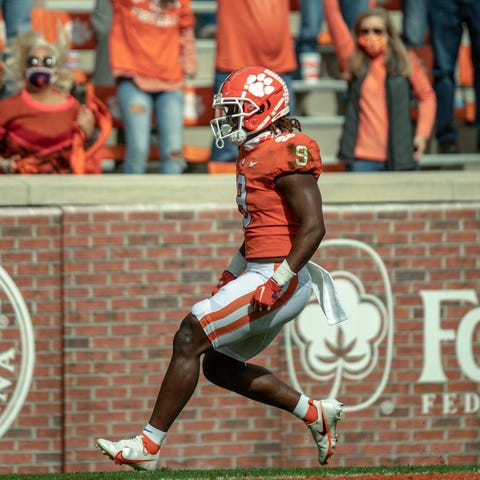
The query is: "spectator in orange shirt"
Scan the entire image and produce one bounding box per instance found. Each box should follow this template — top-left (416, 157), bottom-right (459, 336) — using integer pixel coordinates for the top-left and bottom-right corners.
top-left (209, 0), bottom-right (297, 164)
top-left (324, 0), bottom-right (436, 171)
top-left (0, 31), bottom-right (98, 174)
top-left (109, 0), bottom-right (197, 174)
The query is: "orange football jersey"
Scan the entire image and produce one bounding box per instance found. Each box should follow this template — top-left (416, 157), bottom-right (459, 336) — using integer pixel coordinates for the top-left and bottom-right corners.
top-left (237, 133), bottom-right (322, 259)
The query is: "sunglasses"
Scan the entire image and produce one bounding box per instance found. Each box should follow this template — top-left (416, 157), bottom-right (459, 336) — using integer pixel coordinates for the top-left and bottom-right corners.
top-left (26, 55), bottom-right (57, 68)
top-left (359, 28), bottom-right (385, 36)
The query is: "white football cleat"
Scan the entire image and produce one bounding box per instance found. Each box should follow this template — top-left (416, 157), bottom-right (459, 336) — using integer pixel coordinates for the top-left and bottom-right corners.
top-left (96, 434), bottom-right (159, 471)
top-left (307, 398), bottom-right (344, 465)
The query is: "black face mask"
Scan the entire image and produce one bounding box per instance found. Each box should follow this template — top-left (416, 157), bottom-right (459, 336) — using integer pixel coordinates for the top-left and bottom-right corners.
top-left (25, 67), bottom-right (54, 88)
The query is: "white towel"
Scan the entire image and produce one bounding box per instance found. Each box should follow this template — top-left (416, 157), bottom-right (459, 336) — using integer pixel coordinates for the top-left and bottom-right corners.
top-left (306, 261), bottom-right (349, 326)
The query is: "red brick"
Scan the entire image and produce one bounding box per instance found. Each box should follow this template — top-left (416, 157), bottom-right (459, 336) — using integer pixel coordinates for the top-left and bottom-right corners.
top-left (1, 203), bottom-right (479, 473)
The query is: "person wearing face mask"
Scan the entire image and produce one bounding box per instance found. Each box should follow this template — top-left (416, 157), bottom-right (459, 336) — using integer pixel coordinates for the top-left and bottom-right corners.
top-left (0, 31), bottom-right (108, 174)
top-left (324, 0), bottom-right (436, 172)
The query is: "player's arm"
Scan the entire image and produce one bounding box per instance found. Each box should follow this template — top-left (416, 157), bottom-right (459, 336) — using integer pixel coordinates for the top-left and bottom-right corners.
top-left (276, 172), bottom-right (326, 272)
top-left (251, 173), bottom-right (325, 311)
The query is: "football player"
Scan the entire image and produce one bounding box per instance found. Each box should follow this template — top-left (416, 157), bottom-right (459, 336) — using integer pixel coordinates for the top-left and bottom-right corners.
top-left (97, 66), bottom-right (343, 471)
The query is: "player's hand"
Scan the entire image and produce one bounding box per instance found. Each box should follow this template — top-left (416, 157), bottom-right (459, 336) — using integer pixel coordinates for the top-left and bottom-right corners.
top-left (211, 270), bottom-right (236, 296)
top-left (251, 277), bottom-right (282, 311)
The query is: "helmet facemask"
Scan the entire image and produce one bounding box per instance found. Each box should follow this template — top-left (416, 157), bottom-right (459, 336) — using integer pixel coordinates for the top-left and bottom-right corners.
top-left (210, 96), bottom-right (260, 148)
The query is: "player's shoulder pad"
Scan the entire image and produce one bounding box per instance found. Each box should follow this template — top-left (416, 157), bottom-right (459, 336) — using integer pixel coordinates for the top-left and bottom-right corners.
top-left (266, 132), bottom-right (321, 177)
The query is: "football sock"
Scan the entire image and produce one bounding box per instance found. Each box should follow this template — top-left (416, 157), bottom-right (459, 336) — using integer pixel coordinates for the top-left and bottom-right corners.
top-left (304, 398), bottom-right (320, 424)
top-left (293, 395), bottom-right (320, 425)
top-left (142, 423), bottom-right (166, 454)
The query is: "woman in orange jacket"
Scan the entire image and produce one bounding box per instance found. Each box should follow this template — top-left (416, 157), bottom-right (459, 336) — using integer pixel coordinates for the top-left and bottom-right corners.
top-left (324, 0), bottom-right (436, 171)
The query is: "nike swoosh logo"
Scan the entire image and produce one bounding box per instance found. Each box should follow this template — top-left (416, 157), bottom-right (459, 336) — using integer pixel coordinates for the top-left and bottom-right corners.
top-left (115, 451), bottom-right (153, 465)
top-left (249, 161), bottom-right (259, 167)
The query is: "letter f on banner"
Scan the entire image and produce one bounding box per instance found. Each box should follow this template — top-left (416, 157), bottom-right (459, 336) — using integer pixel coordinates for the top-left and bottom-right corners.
top-left (418, 290), bottom-right (479, 383)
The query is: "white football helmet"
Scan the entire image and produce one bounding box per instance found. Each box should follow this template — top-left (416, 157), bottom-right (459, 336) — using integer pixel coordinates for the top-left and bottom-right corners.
top-left (210, 66), bottom-right (290, 148)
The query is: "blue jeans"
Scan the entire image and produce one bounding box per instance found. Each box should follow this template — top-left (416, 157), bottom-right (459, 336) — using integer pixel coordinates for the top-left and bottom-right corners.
top-left (402, 0), bottom-right (428, 47)
top-left (339, 0), bottom-right (370, 30)
top-left (91, 0), bottom-right (114, 85)
top-left (295, 0), bottom-right (324, 55)
top-left (1, 0), bottom-right (31, 44)
top-left (1, 0), bottom-right (31, 98)
top-left (294, 0), bottom-right (368, 78)
top-left (117, 79), bottom-right (185, 174)
top-left (352, 159), bottom-right (387, 172)
top-left (210, 70), bottom-right (296, 163)
top-left (427, 0), bottom-right (480, 145)
top-left (294, 0), bottom-right (324, 79)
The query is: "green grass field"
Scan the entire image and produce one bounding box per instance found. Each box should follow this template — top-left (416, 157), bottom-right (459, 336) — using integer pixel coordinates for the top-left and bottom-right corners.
top-left (1, 464), bottom-right (479, 480)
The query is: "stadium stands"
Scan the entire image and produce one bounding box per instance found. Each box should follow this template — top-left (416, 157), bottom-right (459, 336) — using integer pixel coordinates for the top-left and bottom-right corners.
top-left (1, 0), bottom-right (477, 172)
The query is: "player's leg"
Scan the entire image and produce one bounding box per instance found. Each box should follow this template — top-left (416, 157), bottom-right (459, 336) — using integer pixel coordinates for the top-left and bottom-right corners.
top-left (203, 350), bottom-right (300, 410)
top-left (202, 350), bottom-right (343, 465)
top-left (96, 313), bottom-right (213, 471)
top-left (198, 263), bottom-right (343, 465)
top-left (148, 313), bottom-right (213, 430)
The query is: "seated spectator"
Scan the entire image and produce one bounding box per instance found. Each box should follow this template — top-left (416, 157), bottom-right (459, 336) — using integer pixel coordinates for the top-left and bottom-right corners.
top-left (324, 0), bottom-right (436, 171)
top-left (0, 31), bottom-right (108, 174)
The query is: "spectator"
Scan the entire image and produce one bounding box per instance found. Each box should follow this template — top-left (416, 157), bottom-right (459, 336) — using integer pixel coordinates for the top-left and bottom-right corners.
top-left (401, 0), bottom-right (428, 48)
top-left (426, 0), bottom-right (480, 153)
top-left (209, 0), bottom-right (297, 164)
top-left (109, 0), bottom-right (197, 174)
top-left (0, 31), bottom-right (103, 174)
top-left (324, 0), bottom-right (436, 171)
top-left (97, 65), bottom-right (345, 472)
top-left (91, 0), bottom-right (114, 86)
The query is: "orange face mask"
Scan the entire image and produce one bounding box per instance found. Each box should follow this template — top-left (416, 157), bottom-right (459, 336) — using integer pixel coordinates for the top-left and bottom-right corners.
top-left (358, 34), bottom-right (387, 58)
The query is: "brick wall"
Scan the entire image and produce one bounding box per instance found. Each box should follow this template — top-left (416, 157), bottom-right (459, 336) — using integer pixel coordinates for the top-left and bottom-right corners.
top-left (0, 203), bottom-right (479, 474)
